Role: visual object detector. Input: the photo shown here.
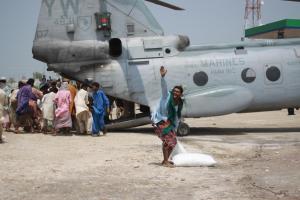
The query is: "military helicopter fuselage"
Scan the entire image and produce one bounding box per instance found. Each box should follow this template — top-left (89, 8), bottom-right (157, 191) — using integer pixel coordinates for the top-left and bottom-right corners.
top-left (33, 0), bottom-right (300, 134)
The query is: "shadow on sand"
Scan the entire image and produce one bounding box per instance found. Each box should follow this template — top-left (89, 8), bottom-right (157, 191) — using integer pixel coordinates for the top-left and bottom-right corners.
top-left (10, 127), bottom-right (300, 137)
top-left (111, 127), bottom-right (300, 136)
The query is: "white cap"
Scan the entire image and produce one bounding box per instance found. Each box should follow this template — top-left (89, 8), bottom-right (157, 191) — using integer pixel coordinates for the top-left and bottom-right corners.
top-left (0, 77), bottom-right (6, 81)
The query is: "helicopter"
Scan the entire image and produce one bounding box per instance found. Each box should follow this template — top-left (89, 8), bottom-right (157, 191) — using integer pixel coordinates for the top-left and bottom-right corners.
top-left (33, 0), bottom-right (300, 136)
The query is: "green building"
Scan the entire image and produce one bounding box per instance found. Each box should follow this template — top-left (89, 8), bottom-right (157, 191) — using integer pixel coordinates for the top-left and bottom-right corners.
top-left (245, 19), bottom-right (300, 39)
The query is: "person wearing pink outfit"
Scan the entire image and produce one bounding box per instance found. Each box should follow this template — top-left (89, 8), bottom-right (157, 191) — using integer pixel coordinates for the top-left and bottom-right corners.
top-left (53, 82), bottom-right (72, 135)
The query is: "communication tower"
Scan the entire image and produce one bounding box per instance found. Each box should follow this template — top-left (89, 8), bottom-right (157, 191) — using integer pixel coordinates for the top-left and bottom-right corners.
top-left (244, 0), bottom-right (263, 29)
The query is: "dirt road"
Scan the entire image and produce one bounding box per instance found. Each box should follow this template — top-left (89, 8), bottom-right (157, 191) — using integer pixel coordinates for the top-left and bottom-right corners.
top-left (0, 110), bottom-right (300, 200)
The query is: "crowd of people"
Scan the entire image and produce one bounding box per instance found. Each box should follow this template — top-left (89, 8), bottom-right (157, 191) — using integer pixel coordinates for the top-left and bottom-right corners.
top-left (0, 76), bottom-right (110, 142)
top-left (1, 66), bottom-right (184, 168)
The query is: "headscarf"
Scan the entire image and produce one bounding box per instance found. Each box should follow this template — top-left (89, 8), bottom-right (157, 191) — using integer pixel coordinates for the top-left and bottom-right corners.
top-left (0, 78), bottom-right (6, 89)
top-left (0, 79), bottom-right (11, 97)
top-left (59, 82), bottom-right (69, 91)
top-left (0, 82), bottom-right (5, 89)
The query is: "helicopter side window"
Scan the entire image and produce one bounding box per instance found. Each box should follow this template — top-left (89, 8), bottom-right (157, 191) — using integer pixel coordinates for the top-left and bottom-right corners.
top-left (241, 68), bottom-right (256, 83)
top-left (266, 66), bottom-right (281, 82)
top-left (193, 71), bottom-right (208, 86)
top-left (165, 48), bottom-right (171, 54)
top-left (127, 24), bottom-right (135, 36)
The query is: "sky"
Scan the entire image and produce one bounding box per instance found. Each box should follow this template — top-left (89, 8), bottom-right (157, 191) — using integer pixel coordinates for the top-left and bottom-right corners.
top-left (0, 0), bottom-right (299, 79)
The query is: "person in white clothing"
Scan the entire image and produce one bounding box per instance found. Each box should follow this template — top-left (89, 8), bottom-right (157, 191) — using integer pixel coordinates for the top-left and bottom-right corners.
top-left (0, 77), bottom-right (11, 131)
top-left (0, 88), bottom-right (7, 142)
top-left (41, 87), bottom-right (57, 134)
top-left (74, 84), bottom-right (92, 134)
top-left (9, 84), bottom-right (20, 132)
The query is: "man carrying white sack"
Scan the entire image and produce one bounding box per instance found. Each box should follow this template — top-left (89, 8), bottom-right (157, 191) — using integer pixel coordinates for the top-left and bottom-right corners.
top-left (152, 66), bottom-right (184, 168)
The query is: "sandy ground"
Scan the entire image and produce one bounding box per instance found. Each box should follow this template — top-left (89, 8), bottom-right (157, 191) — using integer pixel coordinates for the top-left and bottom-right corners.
top-left (0, 110), bottom-right (300, 200)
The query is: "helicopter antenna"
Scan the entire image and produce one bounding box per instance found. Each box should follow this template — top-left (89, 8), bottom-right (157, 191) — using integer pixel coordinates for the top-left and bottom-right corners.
top-left (244, 0), bottom-right (264, 29)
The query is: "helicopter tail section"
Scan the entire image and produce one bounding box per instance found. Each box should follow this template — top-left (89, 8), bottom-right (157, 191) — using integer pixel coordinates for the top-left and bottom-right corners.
top-left (34, 0), bottom-right (163, 42)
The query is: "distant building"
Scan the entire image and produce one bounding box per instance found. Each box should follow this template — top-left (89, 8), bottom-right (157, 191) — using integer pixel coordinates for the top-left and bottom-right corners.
top-left (245, 19), bottom-right (300, 39)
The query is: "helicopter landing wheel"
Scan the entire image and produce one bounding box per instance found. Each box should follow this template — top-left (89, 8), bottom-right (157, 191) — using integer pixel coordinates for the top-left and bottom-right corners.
top-left (177, 122), bottom-right (190, 137)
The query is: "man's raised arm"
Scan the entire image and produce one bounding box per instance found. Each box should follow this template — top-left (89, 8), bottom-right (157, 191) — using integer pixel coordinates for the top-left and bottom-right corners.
top-left (160, 66), bottom-right (168, 100)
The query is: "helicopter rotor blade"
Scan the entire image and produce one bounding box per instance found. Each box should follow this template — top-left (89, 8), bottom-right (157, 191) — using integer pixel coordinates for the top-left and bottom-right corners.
top-left (145, 0), bottom-right (185, 10)
top-left (282, 0), bottom-right (300, 2)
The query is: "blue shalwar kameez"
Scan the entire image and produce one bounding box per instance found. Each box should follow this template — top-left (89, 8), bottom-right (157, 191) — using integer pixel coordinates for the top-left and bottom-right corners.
top-left (92, 90), bottom-right (110, 135)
